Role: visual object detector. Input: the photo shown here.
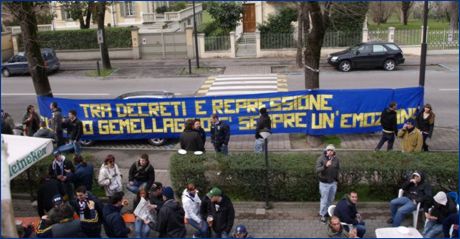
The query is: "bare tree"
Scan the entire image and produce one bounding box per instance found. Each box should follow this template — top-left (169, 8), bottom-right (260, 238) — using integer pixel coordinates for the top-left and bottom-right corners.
top-left (449, 1), bottom-right (458, 31)
top-left (400, 1), bottom-right (414, 25)
top-left (369, 2), bottom-right (394, 25)
top-left (3, 2), bottom-right (53, 97)
top-left (303, 2), bottom-right (331, 89)
top-left (96, 1), bottom-right (112, 70)
top-left (296, 2), bottom-right (309, 68)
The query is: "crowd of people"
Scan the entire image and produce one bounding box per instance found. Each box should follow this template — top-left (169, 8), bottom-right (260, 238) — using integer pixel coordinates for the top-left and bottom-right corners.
top-left (4, 101), bottom-right (457, 238)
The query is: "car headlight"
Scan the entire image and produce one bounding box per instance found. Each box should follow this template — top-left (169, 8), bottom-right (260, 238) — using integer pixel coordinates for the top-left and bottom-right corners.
top-left (330, 56), bottom-right (338, 62)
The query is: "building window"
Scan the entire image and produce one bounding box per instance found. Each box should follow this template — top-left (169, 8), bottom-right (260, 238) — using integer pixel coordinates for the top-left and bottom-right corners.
top-left (120, 2), bottom-right (135, 17)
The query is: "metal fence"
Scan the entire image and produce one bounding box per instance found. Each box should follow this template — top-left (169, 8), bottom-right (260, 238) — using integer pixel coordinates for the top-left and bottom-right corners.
top-left (368, 29), bottom-right (389, 42)
top-left (205, 35), bottom-right (230, 51)
top-left (427, 29), bottom-right (459, 49)
top-left (323, 31), bottom-right (362, 47)
top-left (394, 29), bottom-right (421, 45)
top-left (261, 33), bottom-right (296, 49)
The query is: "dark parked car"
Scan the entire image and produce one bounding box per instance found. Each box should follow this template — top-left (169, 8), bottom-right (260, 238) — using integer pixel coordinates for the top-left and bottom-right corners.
top-left (327, 42), bottom-right (405, 72)
top-left (2, 48), bottom-right (60, 77)
top-left (80, 91), bottom-right (178, 146)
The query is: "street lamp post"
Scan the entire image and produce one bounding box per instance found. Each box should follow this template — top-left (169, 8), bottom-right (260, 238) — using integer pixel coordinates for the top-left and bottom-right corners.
top-left (192, 0), bottom-right (200, 68)
top-left (260, 131), bottom-right (272, 209)
top-left (419, 0), bottom-right (428, 87)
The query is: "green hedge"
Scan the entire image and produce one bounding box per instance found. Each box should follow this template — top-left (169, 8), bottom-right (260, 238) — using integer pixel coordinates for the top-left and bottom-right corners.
top-left (18, 27), bottom-right (132, 50)
top-left (170, 152), bottom-right (458, 201)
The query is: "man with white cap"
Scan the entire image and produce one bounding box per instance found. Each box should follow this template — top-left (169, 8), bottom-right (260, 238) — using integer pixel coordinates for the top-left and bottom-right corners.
top-left (388, 171), bottom-right (432, 227)
top-left (422, 191), bottom-right (458, 238)
top-left (316, 144), bottom-right (340, 223)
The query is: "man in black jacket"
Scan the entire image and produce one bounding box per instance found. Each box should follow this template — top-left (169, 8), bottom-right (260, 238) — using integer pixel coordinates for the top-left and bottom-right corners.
top-left (422, 191), bottom-right (458, 237)
top-left (127, 154), bottom-right (155, 193)
top-left (254, 107), bottom-right (271, 153)
top-left (315, 144), bottom-right (340, 224)
top-left (102, 192), bottom-right (131, 238)
top-left (157, 186), bottom-right (186, 238)
top-left (50, 102), bottom-right (64, 146)
top-left (59, 109), bottom-right (83, 155)
top-left (388, 171), bottom-right (432, 227)
top-left (210, 114), bottom-right (230, 155)
top-left (49, 151), bottom-right (75, 201)
top-left (207, 187), bottom-right (235, 238)
top-left (334, 192), bottom-right (366, 238)
top-left (70, 186), bottom-right (103, 237)
top-left (375, 102), bottom-right (398, 151)
top-left (37, 176), bottom-right (65, 217)
top-left (180, 119), bottom-right (204, 152)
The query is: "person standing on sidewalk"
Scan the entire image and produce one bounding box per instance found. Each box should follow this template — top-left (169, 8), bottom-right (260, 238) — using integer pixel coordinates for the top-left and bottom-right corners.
top-left (50, 102), bottom-right (65, 147)
top-left (22, 105), bottom-right (40, 136)
top-left (316, 144), bottom-right (340, 224)
top-left (415, 103), bottom-right (435, 152)
top-left (254, 107), bottom-right (271, 153)
top-left (210, 114), bottom-right (230, 155)
top-left (180, 119), bottom-right (204, 152)
top-left (59, 110), bottom-right (83, 156)
top-left (127, 154), bottom-right (155, 194)
top-left (397, 119), bottom-right (423, 153)
top-left (194, 119), bottom-right (207, 149)
top-left (375, 102), bottom-right (398, 151)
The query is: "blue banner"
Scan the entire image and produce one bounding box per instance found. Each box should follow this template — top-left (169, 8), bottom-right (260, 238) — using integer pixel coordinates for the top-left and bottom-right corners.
top-left (37, 87), bottom-right (423, 141)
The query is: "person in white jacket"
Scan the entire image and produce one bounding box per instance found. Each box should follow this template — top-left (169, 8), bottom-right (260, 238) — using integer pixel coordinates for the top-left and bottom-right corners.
top-left (98, 154), bottom-right (123, 197)
top-left (182, 183), bottom-right (208, 238)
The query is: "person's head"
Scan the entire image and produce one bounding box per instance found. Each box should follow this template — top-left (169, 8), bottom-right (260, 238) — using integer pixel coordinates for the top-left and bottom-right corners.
top-left (110, 191), bottom-right (125, 206)
top-left (233, 225), bottom-right (248, 238)
top-left (68, 110), bottom-right (77, 120)
top-left (50, 102), bottom-right (58, 110)
top-left (433, 191), bottom-right (448, 206)
top-left (52, 194), bottom-right (63, 208)
top-left (185, 119), bottom-right (195, 131)
top-left (405, 118), bottom-right (415, 129)
top-left (59, 203), bottom-right (75, 220)
top-left (210, 114), bottom-right (219, 124)
top-left (138, 188), bottom-right (148, 199)
top-left (193, 119), bottom-right (202, 130)
top-left (150, 182), bottom-right (163, 197)
top-left (162, 186), bottom-right (175, 201)
top-left (186, 183), bottom-right (197, 195)
top-left (75, 186), bottom-right (88, 201)
top-left (389, 102), bottom-right (397, 111)
top-left (27, 105), bottom-right (35, 113)
top-left (73, 155), bottom-right (85, 165)
top-left (104, 154), bottom-right (115, 167)
top-left (423, 103), bottom-right (432, 113)
top-left (349, 191), bottom-right (358, 204)
top-left (329, 216), bottom-right (342, 232)
top-left (53, 151), bottom-right (63, 162)
top-left (40, 121), bottom-right (47, 128)
top-left (139, 154), bottom-right (149, 167)
top-left (207, 187), bottom-right (223, 203)
top-left (411, 171), bottom-right (422, 183)
top-left (259, 107), bottom-right (267, 116)
top-left (325, 144), bottom-right (336, 157)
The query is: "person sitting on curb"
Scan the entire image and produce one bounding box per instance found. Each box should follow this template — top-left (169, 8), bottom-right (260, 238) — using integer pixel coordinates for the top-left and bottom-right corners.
top-left (327, 216), bottom-right (358, 238)
top-left (127, 154), bottom-right (155, 194)
top-left (397, 118), bottom-right (423, 153)
top-left (182, 183), bottom-right (208, 238)
top-left (207, 187), bottom-right (235, 238)
top-left (157, 186), bottom-right (187, 238)
top-left (102, 192), bottom-right (131, 238)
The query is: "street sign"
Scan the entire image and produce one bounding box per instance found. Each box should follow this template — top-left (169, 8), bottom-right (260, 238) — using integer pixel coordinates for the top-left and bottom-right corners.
top-left (97, 29), bottom-right (104, 44)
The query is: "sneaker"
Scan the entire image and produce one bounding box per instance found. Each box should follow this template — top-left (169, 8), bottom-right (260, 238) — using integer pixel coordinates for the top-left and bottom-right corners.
top-left (386, 218), bottom-right (393, 224)
top-left (320, 216), bottom-right (327, 224)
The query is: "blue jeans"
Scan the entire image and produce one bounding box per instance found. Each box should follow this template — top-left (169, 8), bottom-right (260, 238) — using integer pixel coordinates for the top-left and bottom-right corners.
top-left (443, 213), bottom-right (459, 238)
top-left (127, 180), bottom-right (147, 194)
top-left (390, 196), bottom-right (416, 227)
top-left (254, 138), bottom-right (265, 153)
top-left (344, 222), bottom-right (366, 238)
top-left (56, 140), bottom-right (81, 155)
top-left (214, 143), bottom-right (228, 155)
top-left (319, 181), bottom-right (337, 217)
top-left (135, 218), bottom-right (151, 238)
top-left (188, 219), bottom-right (208, 237)
top-left (423, 220), bottom-right (443, 238)
top-left (375, 132), bottom-right (395, 151)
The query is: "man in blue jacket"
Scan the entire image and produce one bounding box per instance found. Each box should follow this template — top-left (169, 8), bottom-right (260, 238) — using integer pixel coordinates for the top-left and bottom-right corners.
top-left (334, 191), bottom-right (366, 238)
top-left (103, 192), bottom-right (131, 237)
top-left (210, 114), bottom-right (230, 155)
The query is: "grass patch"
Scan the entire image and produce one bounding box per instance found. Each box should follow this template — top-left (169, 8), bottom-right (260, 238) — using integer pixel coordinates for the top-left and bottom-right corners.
top-left (368, 19), bottom-right (450, 30)
top-left (85, 68), bottom-right (115, 77)
top-left (322, 135), bottom-right (341, 147)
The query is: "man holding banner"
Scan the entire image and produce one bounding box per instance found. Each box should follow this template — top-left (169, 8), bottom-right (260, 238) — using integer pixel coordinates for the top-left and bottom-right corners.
top-left (375, 102), bottom-right (398, 151)
top-left (210, 114), bottom-right (230, 155)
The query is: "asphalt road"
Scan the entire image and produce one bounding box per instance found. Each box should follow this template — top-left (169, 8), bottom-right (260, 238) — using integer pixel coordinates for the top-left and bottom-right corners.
top-left (2, 55), bottom-right (458, 128)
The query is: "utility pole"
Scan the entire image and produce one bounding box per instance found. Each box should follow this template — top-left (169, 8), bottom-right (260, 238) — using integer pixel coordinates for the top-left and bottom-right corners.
top-left (419, 0), bottom-right (428, 87)
top-left (193, 0), bottom-right (200, 68)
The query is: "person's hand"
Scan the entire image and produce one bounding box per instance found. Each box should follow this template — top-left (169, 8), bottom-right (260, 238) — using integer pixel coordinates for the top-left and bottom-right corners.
top-left (184, 218), bottom-right (189, 224)
top-left (88, 200), bottom-right (95, 210)
top-left (325, 160), bottom-right (332, 167)
top-left (64, 169), bottom-right (71, 173)
top-left (129, 181), bottom-right (134, 186)
top-left (122, 199), bottom-right (129, 206)
top-left (41, 215), bottom-right (48, 220)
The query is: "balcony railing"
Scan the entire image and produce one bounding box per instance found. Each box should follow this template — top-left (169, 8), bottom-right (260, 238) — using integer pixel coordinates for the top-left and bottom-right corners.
top-left (141, 3), bottom-right (202, 23)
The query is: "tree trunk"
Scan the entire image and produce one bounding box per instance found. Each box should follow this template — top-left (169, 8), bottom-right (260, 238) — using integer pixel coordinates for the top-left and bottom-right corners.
top-left (450, 1), bottom-right (459, 31)
top-left (97, 2), bottom-right (112, 70)
top-left (79, 15), bottom-right (85, 29)
top-left (85, 2), bottom-right (94, 29)
top-left (296, 3), bottom-right (304, 68)
top-left (400, 1), bottom-right (412, 25)
top-left (304, 2), bottom-right (326, 90)
top-left (6, 2), bottom-right (53, 97)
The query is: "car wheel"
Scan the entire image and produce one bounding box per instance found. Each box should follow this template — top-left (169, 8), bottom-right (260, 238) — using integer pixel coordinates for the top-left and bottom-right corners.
top-left (338, 60), bottom-right (352, 72)
top-left (383, 59), bottom-right (396, 71)
top-left (147, 138), bottom-right (166, 146)
top-left (2, 68), bottom-right (11, 77)
top-left (80, 139), bottom-right (94, 146)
